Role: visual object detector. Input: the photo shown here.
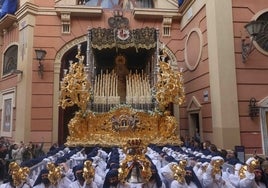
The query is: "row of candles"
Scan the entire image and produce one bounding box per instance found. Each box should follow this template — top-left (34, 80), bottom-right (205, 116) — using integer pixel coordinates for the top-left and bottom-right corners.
top-left (93, 69), bottom-right (151, 104)
top-left (126, 70), bottom-right (151, 98)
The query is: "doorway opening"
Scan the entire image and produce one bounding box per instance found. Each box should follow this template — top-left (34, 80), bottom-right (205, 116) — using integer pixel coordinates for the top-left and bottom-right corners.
top-left (187, 96), bottom-right (203, 143)
top-left (189, 113), bottom-right (201, 142)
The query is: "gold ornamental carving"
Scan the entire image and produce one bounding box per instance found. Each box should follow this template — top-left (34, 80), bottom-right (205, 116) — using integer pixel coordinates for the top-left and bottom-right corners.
top-left (154, 60), bottom-right (185, 112)
top-left (9, 162), bottom-right (30, 187)
top-left (118, 138), bottom-right (152, 183)
top-left (65, 105), bottom-right (182, 147)
top-left (59, 46), bottom-right (91, 113)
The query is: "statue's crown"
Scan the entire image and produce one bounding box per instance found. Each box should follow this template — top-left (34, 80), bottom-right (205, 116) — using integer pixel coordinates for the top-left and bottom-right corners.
top-left (124, 138), bottom-right (147, 155)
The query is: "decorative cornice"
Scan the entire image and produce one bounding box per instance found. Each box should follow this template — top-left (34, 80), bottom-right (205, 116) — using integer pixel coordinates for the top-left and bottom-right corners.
top-left (16, 2), bottom-right (39, 21)
top-left (55, 5), bottom-right (102, 17)
top-left (0, 14), bottom-right (17, 32)
top-left (133, 8), bottom-right (181, 20)
top-left (0, 2), bottom-right (39, 32)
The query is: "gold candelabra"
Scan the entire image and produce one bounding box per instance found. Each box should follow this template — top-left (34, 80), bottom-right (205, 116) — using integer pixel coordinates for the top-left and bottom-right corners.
top-left (59, 46), bottom-right (91, 113)
top-left (154, 61), bottom-right (185, 112)
top-left (83, 160), bottom-right (95, 184)
top-left (171, 160), bottom-right (187, 184)
top-left (47, 162), bottom-right (63, 185)
top-left (9, 162), bottom-right (30, 186)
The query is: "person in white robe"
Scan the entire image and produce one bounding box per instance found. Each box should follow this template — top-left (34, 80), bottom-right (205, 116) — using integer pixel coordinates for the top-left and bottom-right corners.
top-left (0, 182), bottom-right (31, 188)
top-left (159, 160), bottom-right (177, 188)
top-left (239, 157), bottom-right (259, 188)
top-left (0, 174), bottom-right (31, 188)
top-left (202, 156), bottom-right (234, 188)
top-left (227, 163), bottom-right (243, 188)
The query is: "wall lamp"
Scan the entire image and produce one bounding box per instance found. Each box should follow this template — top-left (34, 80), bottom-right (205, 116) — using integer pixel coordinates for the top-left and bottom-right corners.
top-left (248, 97), bottom-right (259, 119)
top-left (242, 20), bottom-right (268, 63)
top-left (35, 49), bottom-right (47, 79)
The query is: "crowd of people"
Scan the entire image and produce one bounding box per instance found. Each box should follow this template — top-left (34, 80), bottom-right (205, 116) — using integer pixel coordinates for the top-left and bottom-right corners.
top-left (0, 137), bottom-right (46, 183)
top-left (0, 136), bottom-right (267, 188)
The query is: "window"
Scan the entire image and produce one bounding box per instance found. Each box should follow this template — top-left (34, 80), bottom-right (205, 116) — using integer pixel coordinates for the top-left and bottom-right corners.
top-left (1, 91), bottom-right (14, 137)
top-left (162, 17), bottom-right (172, 37)
top-left (255, 12), bottom-right (268, 52)
top-left (135, 0), bottom-right (154, 8)
top-left (83, 0), bottom-right (154, 8)
top-left (84, 0), bottom-right (119, 8)
top-left (163, 26), bottom-right (171, 37)
top-left (62, 23), bottom-right (70, 34)
top-left (2, 45), bottom-right (18, 76)
top-left (61, 13), bottom-right (71, 34)
top-left (101, 0), bottom-right (119, 8)
top-left (84, 0), bottom-right (99, 6)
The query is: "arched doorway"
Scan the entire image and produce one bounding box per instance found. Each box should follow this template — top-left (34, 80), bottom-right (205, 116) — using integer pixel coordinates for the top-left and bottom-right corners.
top-left (54, 36), bottom-right (87, 145)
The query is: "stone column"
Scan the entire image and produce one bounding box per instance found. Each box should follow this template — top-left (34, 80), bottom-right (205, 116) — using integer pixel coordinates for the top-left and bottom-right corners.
top-left (206, 0), bottom-right (241, 149)
top-left (15, 14), bottom-right (36, 143)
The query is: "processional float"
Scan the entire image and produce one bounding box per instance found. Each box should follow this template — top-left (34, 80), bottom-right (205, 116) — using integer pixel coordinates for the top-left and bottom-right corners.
top-left (58, 37), bottom-right (185, 147)
top-left (57, 12), bottom-right (186, 184)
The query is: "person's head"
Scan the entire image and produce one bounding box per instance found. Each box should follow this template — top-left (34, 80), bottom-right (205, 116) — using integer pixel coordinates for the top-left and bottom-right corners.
top-left (41, 171), bottom-right (50, 186)
top-left (261, 160), bottom-right (268, 174)
top-left (185, 166), bottom-right (203, 187)
top-left (226, 150), bottom-right (235, 159)
top-left (220, 149), bottom-right (227, 159)
top-left (73, 164), bottom-right (85, 183)
top-left (254, 168), bottom-right (263, 183)
top-left (33, 169), bottom-right (50, 186)
top-left (0, 137), bottom-right (4, 143)
top-left (185, 167), bottom-right (193, 185)
top-left (103, 169), bottom-right (119, 187)
top-left (209, 144), bottom-right (218, 153)
top-left (202, 141), bottom-right (210, 149)
top-left (0, 143), bottom-right (4, 151)
top-left (13, 143), bottom-right (18, 149)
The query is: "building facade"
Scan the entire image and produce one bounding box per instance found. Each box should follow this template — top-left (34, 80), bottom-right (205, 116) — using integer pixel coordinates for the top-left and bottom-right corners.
top-left (0, 0), bottom-right (268, 156)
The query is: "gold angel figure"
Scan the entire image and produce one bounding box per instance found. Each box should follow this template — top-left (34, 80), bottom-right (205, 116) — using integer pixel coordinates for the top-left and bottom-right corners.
top-left (172, 160), bottom-right (187, 184)
top-left (83, 160), bottom-right (95, 184)
top-left (9, 162), bottom-right (30, 186)
top-left (47, 162), bottom-right (62, 185)
top-left (211, 157), bottom-right (224, 179)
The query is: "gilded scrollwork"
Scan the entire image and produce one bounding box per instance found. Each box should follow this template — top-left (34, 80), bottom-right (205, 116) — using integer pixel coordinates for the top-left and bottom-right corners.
top-left (154, 61), bottom-right (185, 112)
top-left (65, 106), bottom-right (182, 147)
top-left (59, 45), bottom-right (91, 113)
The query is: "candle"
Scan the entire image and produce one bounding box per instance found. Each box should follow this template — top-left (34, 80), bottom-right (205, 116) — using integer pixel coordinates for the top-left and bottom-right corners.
top-left (115, 75), bottom-right (118, 96)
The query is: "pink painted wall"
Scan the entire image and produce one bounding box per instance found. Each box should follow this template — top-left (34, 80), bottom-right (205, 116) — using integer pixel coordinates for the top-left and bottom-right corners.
top-left (232, 0), bottom-right (268, 153)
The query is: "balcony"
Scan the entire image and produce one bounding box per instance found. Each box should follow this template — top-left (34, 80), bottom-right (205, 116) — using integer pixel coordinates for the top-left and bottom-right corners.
top-left (0, 14), bottom-right (17, 32)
